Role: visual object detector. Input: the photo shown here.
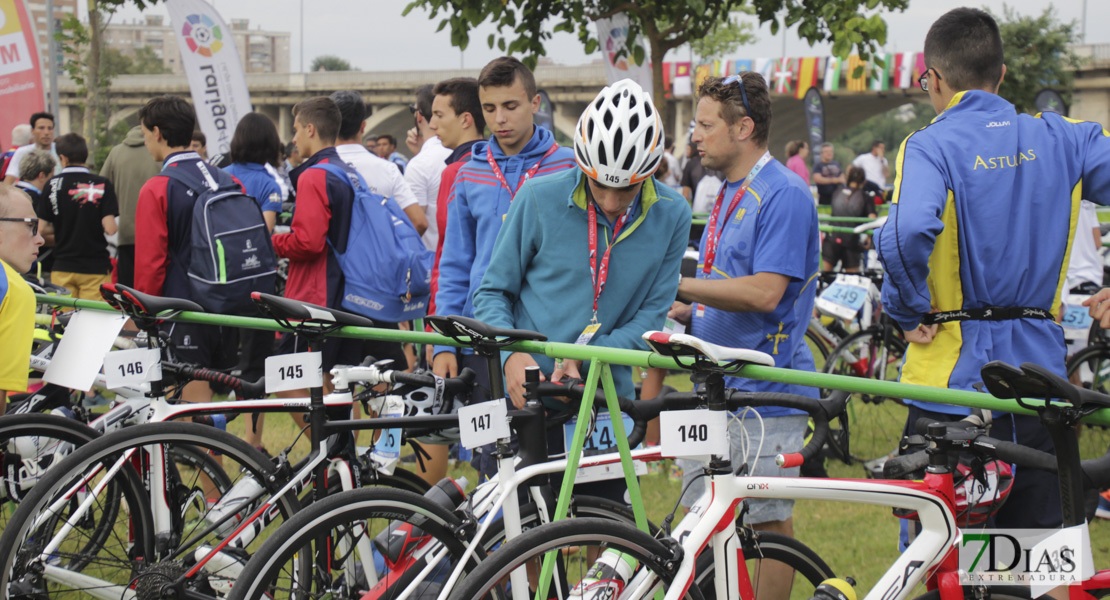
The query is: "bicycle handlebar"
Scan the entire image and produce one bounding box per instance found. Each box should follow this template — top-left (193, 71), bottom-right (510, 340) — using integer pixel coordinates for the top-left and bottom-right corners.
top-left (163, 363), bottom-right (267, 398)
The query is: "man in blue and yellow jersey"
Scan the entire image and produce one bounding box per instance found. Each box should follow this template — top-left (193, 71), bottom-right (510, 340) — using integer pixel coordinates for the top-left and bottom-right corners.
top-left (0, 184), bottom-right (45, 415)
top-left (876, 7), bottom-right (1110, 529)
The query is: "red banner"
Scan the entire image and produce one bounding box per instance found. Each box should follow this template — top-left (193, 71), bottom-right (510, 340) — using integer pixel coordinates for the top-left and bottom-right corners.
top-left (0, 0), bottom-right (44, 149)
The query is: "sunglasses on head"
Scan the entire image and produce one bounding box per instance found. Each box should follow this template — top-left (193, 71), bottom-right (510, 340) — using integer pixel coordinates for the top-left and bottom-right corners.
top-left (0, 217), bottom-right (37, 236)
top-left (721, 75), bottom-right (756, 122)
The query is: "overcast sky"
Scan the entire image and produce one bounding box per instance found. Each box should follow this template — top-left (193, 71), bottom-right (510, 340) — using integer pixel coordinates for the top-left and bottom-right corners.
top-left (107, 0), bottom-right (1106, 73)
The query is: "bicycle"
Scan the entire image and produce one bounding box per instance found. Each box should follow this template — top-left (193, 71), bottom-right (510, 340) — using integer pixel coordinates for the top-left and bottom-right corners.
top-left (447, 331), bottom-right (1039, 600)
top-left (0, 288), bottom-right (480, 598)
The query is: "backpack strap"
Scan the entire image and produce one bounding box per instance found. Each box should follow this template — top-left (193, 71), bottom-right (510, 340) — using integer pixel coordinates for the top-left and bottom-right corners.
top-left (162, 160), bottom-right (228, 194)
top-left (311, 161), bottom-right (370, 193)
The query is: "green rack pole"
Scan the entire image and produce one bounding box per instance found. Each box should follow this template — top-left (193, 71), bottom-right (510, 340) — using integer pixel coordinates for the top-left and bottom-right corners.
top-left (35, 294), bottom-right (1110, 426)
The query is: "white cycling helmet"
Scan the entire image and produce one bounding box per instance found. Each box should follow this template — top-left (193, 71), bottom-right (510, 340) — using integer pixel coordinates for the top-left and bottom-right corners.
top-left (574, 79), bottom-right (665, 187)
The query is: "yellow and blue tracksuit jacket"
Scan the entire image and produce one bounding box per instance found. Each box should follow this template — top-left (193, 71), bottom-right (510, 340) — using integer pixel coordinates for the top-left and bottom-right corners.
top-left (875, 90), bottom-right (1110, 413)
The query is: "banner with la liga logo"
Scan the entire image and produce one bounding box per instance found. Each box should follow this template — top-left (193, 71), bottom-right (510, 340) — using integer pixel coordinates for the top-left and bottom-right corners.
top-left (167, 0), bottom-right (252, 156)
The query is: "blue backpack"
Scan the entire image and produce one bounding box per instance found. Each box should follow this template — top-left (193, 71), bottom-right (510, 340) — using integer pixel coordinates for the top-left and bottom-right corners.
top-left (313, 163), bottom-right (433, 322)
top-left (163, 162), bottom-right (277, 315)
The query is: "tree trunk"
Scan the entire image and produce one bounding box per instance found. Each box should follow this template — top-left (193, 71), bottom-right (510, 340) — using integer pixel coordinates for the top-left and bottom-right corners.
top-left (84, 0), bottom-right (101, 160)
top-left (640, 21), bottom-right (672, 138)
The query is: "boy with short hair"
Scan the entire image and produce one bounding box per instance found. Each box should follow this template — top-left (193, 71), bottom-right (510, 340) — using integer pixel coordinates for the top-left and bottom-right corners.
top-left (37, 133), bottom-right (119, 300)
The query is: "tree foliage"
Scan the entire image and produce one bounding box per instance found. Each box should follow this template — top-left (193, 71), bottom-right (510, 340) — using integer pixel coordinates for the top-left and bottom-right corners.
top-left (989, 6), bottom-right (1081, 114)
top-left (403, 0), bottom-right (908, 125)
top-left (311, 55), bottom-right (354, 72)
top-left (101, 46), bottom-right (170, 78)
top-left (688, 11), bottom-right (757, 63)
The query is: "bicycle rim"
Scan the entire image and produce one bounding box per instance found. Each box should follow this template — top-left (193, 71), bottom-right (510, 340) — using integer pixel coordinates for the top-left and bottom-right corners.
top-left (824, 329), bottom-right (908, 470)
top-left (694, 528), bottom-right (835, 600)
top-left (231, 487), bottom-right (473, 600)
top-left (449, 518), bottom-right (697, 600)
top-left (0, 421), bottom-right (302, 599)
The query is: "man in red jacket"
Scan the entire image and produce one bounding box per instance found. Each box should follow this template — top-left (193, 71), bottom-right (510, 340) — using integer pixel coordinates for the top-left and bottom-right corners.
top-left (135, 95), bottom-right (241, 404)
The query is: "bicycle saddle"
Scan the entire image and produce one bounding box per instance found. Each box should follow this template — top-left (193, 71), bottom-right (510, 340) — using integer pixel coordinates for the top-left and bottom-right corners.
top-left (251, 292), bottom-right (376, 328)
top-left (853, 216), bottom-right (888, 234)
top-left (981, 361), bottom-right (1110, 409)
top-left (426, 315), bottom-right (547, 346)
top-left (101, 283), bottom-right (204, 318)
top-left (643, 331), bottom-right (775, 367)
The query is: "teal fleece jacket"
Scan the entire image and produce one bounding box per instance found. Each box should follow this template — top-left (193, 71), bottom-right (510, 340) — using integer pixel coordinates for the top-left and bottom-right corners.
top-left (474, 168), bottom-right (692, 400)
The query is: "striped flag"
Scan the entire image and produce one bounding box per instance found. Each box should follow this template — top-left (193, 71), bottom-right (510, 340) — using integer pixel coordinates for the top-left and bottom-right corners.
top-left (846, 55), bottom-right (868, 92)
top-left (823, 56), bottom-right (842, 91)
top-left (773, 57), bottom-right (795, 94)
top-left (870, 53), bottom-right (892, 91)
top-left (753, 58), bottom-right (776, 85)
top-left (895, 52), bottom-right (915, 89)
top-left (914, 53), bottom-right (927, 81)
top-left (794, 57), bottom-right (818, 99)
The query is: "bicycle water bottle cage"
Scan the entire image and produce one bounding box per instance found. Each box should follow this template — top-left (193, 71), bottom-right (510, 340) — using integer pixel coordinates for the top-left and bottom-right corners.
top-left (642, 331), bottom-right (775, 375)
top-left (251, 292), bottom-right (375, 341)
top-left (101, 283), bottom-right (204, 330)
top-left (425, 315), bottom-right (546, 357)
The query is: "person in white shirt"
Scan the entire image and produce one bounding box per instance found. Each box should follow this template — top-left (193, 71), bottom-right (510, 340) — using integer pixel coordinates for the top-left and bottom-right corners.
top-left (4, 112), bottom-right (59, 184)
top-left (328, 91), bottom-right (426, 234)
top-left (661, 136), bottom-right (681, 189)
top-left (404, 84), bottom-right (452, 250)
top-left (1064, 199), bottom-right (1103, 356)
top-left (850, 140), bottom-right (889, 189)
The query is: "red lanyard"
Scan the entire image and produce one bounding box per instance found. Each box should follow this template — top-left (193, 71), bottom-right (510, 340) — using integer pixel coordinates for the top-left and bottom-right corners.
top-left (702, 152), bottom-right (772, 275)
top-left (587, 201), bottom-right (632, 314)
top-left (487, 143), bottom-right (559, 198)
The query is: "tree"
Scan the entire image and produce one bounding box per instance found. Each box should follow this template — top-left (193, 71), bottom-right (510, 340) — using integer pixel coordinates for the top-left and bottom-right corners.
top-left (989, 6), bottom-right (1081, 115)
top-left (689, 11), bottom-right (757, 63)
top-left (403, 0), bottom-right (907, 126)
top-left (311, 55), bottom-right (354, 72)
top-left (54, 0), bottom-right (163, 162)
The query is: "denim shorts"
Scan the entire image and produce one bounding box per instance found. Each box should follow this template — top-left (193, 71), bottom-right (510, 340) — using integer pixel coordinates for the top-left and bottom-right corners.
top-left (678, 414), bottom-right (808, 524)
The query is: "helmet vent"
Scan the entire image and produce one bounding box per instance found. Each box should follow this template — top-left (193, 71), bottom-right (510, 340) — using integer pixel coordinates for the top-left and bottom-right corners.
top-left (645, 125), bottom-right (655, 145)
top-left (595, 97), bottom-right (605, 110)
top-left (629, 94), bottom-right (638, 108)
top-left (598, 143), bottom-right (608, 166)
top-left (613, 129), bottom-right (624, 158)
top-left (576, 143), bottom-right (591, 167)
top-left (629, 114), bottom-right (640, 132)
top-left (621, 146), bottom-right (636, 171)
top-left (587, 119), bottom-right (595, 139)
top-left (643, 154), bottom-right (661, 173)
top-left (602, 109), bottom-right (614, 129)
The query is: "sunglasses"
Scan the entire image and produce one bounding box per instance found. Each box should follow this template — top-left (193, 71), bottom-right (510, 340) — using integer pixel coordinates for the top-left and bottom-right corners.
top-left (722, 75), bottom-right (757, 122)
top-left (0, 217), bottom-right (38, 236)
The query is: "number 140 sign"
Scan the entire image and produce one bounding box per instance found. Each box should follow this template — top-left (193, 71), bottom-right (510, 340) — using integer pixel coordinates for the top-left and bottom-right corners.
top-left (660, 410), bottom-right (729, 458)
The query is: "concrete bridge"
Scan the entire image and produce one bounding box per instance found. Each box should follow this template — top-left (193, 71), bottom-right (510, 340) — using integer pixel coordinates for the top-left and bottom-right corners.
top-left (56, 43), bottom-right (1110, 160)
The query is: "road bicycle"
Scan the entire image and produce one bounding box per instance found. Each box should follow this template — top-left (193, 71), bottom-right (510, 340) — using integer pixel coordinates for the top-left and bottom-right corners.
top-left (445, 331), bottom-right (1048, 600)
top-left (228, 322), bottom-right (849, 600)
top-left (0, 288), bottom-right (480, 599)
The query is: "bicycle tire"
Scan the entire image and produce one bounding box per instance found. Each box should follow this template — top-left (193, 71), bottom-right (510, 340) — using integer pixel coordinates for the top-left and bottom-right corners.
top-left (449, 517), bottom-right (702, 600)
top-left (476, 493), bottom-right (660, 552)
top-left (229, 486), bottom-right (475, 600)
top-left (805, 327), bottom-right (832, 372)
top-left (824, 328), bottom-right (908, 469)
top-left (694, 528), bottom-right (835, 600)
top-left (0, 421), bottom-right (303, 599)
top-left (1067, 344), bottom-right (1110, 396)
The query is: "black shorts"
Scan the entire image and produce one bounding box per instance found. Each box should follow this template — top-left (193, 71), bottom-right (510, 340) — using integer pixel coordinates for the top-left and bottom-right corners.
top-left (164, 321), bottom-right (238, 370)
top-left (116, 245), bottom-right (135, 288)
top-left (821, 237), bottom-right (862, 270)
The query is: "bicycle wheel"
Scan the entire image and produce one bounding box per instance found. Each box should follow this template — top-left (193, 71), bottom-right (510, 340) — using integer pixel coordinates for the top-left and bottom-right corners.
top-left (1067, 344), bottom-right (1110, 395)
top-left (694, 528), bottom-right (834, 600)
top-left (229, 486), bottom-right (475, 600)
top-left (0, 421), bottom-right (304, 599)
top-left (449, 518), bottom-right (700, 600)
top-left (824, 329), bottom-right (908, 471)
top-left (805, 327), bottom-right (832, 372)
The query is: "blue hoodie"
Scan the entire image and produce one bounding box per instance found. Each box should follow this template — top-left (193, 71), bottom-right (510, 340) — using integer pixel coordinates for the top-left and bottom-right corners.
top-left (876, 90), bottom-right (1110, 413)
top-left (434, 125), bottom-right (575, 356)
